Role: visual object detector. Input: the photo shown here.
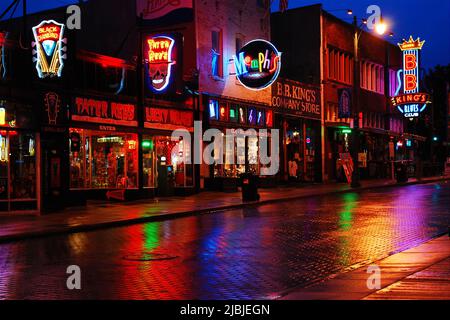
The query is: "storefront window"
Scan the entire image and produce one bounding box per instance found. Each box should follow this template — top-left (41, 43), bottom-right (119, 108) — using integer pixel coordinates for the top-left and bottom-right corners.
top-left (155, 136), bottom-right (193, 187)
top-left (69, 129), bottom-right (138, 189)
top-left (213, 130), bottom-right (269, 178)
top-left (0, 131), bottom-right (37, 212)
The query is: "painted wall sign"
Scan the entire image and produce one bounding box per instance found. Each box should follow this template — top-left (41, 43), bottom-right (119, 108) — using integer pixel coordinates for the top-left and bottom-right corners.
top-left (234, 39), bottom-right (282, 90)
top-left (145, 35), bottom-right (176, 92)
top-left (338, 88), bottom-right (352, 118)
top-left (271, 78), bottom-right (321, 120)
top-left (32, 20), bottom-right (67, 78)
top-left (144, 107), bottom-right (193, 131)
top-left (72, 97), bottom-right (137, 127)
top-left (391, 36), bottom-right (431, 118)
top-left (137, 0), bottom-right (193, 20)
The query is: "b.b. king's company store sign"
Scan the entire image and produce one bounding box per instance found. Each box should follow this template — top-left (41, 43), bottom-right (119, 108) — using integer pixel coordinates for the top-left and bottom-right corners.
top-left (272, 78), bottom-right (321, 120)
top-left (72, 97), bottom-right (137, 127)
top-left (391, 36), bottom-right (431, 118)
top-left (234, 39), bottom-right (282, 90)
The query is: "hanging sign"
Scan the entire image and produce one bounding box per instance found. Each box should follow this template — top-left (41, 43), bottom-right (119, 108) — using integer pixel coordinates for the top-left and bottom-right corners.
top-left (137, 0), bottom-right (193, 20)
top-left (32, 20), bottom-right (67, 78)
top-left (233, 39), bottom-right (282, 90)
top-left (391, 36), bottom-right (431, 118)
top-left (144, 35), bottom-right (176, 93)
top-left (338, 88), bottom-right (352, 119)
top-left (0, 31), bottom-right (6, 79)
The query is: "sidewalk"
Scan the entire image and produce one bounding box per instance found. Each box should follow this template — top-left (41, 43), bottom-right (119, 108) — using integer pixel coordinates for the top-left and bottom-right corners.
top-left (280, 235), bottom-right (450, 300)
top-left (0, 175), bottom-right (448, 243)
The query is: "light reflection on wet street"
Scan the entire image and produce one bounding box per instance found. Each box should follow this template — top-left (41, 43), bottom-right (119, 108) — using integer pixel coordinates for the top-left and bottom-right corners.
top-left (0, 182), bottom-right (449, 299)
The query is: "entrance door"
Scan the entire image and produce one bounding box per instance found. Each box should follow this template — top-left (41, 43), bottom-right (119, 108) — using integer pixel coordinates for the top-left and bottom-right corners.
top-left (41, 131), bottom-right (68, 212)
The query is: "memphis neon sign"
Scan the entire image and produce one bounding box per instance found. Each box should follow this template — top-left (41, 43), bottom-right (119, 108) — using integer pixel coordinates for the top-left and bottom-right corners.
top-left (391, 36), bottom-right (431, 118)
top-left (233, 39), bottom-right (281, 91)
top-left (32, 20), bottom-right (66, 78)
top-left (145, 35), bottom-right (176, 92)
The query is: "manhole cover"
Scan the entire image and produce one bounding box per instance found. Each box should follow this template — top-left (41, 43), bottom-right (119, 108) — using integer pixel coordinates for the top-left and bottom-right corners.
top-left (123, 252), bottom-right (179, 261)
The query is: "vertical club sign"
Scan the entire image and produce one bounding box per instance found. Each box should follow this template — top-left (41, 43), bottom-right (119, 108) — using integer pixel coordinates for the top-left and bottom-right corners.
top-left (391, 36), bottom-right (431, 118)
top-left (145, 35), bottom-right (176, 93)
top-left (32, 20), bottom-right (67, 79)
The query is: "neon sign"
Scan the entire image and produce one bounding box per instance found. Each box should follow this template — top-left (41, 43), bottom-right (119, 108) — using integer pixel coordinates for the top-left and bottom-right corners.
top-left (44, 92), bottom-right (61, 125)
top-left (0, 32), bottom-right (6, 79)
top-left (32, 20), bottom-right (66, 78)
top-left (145, 35), bottom-right (176, 92)
top-left (234, 39), bottom-right (282, 90)
top-left (391, 36), bottom-right (431, 118)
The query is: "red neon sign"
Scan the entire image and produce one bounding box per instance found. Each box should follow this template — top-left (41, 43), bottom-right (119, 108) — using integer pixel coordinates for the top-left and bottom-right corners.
top-left (146, 35), bottom-right (175, 92)
top-left (404, 54), bottom-right (417, 71)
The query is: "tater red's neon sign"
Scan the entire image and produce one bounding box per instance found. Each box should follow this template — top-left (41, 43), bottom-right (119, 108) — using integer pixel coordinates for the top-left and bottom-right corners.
top-left (145, 35), bottom-right (176, 92)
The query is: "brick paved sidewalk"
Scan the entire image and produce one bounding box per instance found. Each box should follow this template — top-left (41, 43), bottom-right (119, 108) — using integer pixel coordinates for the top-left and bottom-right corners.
top-left (0, 175), bottom-right (448, 243)
top-left (280, 235), bottom-right (450, 300)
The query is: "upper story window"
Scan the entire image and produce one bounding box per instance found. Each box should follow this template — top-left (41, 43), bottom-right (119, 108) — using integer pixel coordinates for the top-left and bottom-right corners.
top-left (389, 68), bottom-right (400, 97)
top-left (328, 48), bottom-right (353, 85)
top-left (235, 34), bottom-right (245, 52)
top-left (211, 30), bottom-right (223, 78)
top-left (361, 60), bottom-right (384, 94)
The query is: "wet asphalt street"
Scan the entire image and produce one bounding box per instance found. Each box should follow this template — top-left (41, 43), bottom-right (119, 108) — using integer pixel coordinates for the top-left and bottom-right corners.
top-left (0, 182), bottom-right (449, 300)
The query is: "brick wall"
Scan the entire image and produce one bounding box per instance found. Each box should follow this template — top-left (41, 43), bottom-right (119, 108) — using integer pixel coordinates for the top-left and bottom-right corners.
top-left (195, 0), bottom-right (272, 105)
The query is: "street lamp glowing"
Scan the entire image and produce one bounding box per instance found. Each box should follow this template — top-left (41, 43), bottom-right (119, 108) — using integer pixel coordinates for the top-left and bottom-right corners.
top-left (375, 22), bottom-right (387, 35)
top-left (347, 9), bottom-right (353, 15)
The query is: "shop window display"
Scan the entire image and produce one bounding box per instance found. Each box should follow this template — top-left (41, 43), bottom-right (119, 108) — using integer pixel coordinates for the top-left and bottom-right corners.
top-left (0, 131), bottom-right (37, 212)
top-left (286, 127), bottom-right (304, 181)
top-left (69, 129), bottom-right (138, 189)
top-left (213, 131), bottom-right (269, 178)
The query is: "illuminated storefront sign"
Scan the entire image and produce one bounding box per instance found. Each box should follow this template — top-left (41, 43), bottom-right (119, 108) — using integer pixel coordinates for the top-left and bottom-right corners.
top-left (32, 20), bottom-right (67, 78)
top-left (272, 78), bottom-right (321, 120)
top-left (72, 97), bottom-right (137, 127)
top-left (234, 39), bottom-right (282, 90)
top-left (144, 107), bottom-right (193, 131)
top-left (391, 36), bottom-right (431, 118)
top-left (208, 99), bottom-right (273, 127)
top-left (145, 35), bottom-right (176, 92)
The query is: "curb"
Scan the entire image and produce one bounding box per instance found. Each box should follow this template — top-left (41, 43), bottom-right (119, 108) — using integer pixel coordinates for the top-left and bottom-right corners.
top-left (0, 177), bottom-right (448, 244)
top-left (275, 232), bottom-right (449, 300)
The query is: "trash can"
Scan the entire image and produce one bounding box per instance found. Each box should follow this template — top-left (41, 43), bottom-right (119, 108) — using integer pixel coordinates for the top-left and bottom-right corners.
top-left (240, 173), bottom-right (260, 201)
top-left (395, 161), bottom-right (408, 183)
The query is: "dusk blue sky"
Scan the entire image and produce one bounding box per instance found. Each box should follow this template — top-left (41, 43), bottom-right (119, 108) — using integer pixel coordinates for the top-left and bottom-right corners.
top-left (1, 0), bottom-right (449, 69)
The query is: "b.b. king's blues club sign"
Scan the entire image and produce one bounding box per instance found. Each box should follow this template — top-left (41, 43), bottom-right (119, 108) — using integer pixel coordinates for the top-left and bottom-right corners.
top-left (391, 36), bottom-right (431, 118)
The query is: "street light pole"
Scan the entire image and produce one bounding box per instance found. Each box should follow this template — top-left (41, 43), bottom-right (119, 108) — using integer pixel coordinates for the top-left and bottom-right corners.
top-left (351, 15), bottom-right (361, 188)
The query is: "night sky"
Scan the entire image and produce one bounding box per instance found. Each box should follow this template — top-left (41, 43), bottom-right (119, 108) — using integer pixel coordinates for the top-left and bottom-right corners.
top-left (1, 0), bottom-right (449, 70)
